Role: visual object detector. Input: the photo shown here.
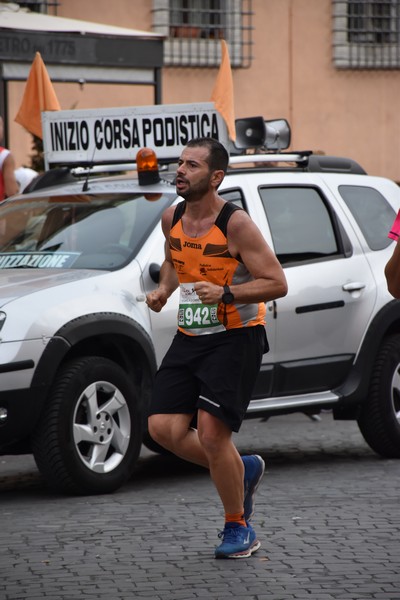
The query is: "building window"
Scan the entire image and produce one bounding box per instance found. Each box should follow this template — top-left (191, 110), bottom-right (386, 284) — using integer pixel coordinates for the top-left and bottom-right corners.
top-left (333, 0), bottom-right (400, 68)
top-left (152, 0), bottom-right (253, 67)
top-left (169, 0), bottom-right (225, 40)
top-left (347, 0), bottom-right (396, 44)
top-left (13, 1), bottom-right (60, 12)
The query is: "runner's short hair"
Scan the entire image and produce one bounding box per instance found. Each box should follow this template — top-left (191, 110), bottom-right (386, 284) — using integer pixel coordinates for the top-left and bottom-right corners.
top-left (186, 137), bottom-right (229, 174)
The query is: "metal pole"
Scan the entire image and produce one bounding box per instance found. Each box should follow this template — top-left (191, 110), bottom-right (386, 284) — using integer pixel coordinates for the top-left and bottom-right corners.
top-left (154, 67), bottom-right (162, 105)
top-left (0, 69), bottom-right (8, 146)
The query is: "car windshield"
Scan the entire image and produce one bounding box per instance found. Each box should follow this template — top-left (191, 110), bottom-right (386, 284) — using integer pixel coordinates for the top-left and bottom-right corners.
top-left (0, 192), bottom-right (174, 270)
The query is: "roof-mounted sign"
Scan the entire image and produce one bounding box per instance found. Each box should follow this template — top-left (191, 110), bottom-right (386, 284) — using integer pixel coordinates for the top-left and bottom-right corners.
top-left (42, 103), bottom-right (228, 169)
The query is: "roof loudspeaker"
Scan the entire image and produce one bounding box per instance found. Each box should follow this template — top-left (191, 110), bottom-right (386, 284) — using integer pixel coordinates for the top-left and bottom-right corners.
top-left (234, 117), bottom-right (291, 151)
top-left (234, 117), bottom-right (266, 149)
top-left (264, 119), bottom-right (291, 151)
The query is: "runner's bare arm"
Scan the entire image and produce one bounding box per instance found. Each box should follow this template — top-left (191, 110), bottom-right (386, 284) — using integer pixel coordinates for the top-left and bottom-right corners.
top-left (3, 154), bottom-right (19, 198)
top-left (228, 210), bottom-right (287, 302)
top-left (195, 209), bottom-right (287, 305)
top-left (146, 206), bottom-right (179, 312)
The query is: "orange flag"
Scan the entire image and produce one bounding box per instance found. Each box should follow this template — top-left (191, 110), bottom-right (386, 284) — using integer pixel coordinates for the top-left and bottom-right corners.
top-left (211, 40), bottom-right (236, 142)
top-left (15, 52), bottom-right (60, 139)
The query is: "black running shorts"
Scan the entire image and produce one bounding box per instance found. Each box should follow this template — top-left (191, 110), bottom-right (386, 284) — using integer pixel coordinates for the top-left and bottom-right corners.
top-left (148, 325), bottom-right (268, 432)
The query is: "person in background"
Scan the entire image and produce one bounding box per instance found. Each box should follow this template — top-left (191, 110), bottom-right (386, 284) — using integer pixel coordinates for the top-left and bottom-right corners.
top-left (385, 240), bottom-right (400, 298)
top-left (146, 137), bottom-right (288, 559)
top-left (384, 210), bottom-right (400, 298)
top-left (14, 166), bottom-right (38, 193)
top-left (0, 116), bottom-right (19, 200)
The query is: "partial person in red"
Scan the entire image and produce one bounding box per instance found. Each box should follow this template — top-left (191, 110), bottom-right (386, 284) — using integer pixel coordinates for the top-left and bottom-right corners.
top-left (385, 210), bottom-right (400, 298)
top-left (146, 137), bottom-right (288, 558)
top-left (0, 117), bottom-right (19, 200)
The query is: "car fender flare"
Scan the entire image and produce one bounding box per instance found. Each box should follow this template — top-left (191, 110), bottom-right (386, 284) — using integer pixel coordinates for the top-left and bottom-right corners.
top-left (32, 312), bottom-right (157, 390)
top-left (335, 299), bottom-right (400, 405)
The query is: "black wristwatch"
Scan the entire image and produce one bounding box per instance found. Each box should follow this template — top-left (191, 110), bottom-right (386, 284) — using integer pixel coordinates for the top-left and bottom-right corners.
top-left (222, 284), bottom-right (234, 304)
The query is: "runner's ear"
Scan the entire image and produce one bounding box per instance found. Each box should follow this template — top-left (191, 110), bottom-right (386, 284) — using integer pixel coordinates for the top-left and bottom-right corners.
top-left (212, 169), bottom-right (225, 189)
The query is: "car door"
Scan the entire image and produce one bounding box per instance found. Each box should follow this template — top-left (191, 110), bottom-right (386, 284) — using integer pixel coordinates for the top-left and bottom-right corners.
top-left (256, 176), bottom-right (377, 397)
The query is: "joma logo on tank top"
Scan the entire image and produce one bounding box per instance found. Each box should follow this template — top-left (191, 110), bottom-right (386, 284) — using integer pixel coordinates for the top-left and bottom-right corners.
top-left (183, 241), bottom-right (202, 249)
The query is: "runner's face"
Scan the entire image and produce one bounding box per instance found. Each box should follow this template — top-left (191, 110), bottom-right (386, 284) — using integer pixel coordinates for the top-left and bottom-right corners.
top-left (176, 146), bottom-right (213, 200)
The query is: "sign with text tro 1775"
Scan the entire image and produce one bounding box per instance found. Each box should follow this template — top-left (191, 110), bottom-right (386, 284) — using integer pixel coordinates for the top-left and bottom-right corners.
top-left (41, 103), bottom-right (228, 168)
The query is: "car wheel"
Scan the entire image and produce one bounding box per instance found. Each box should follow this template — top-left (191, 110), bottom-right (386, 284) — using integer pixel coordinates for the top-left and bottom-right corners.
top-left (32, 356), bottom-right (142, 494)
top-left (357, 335), bottom-right (400, 458)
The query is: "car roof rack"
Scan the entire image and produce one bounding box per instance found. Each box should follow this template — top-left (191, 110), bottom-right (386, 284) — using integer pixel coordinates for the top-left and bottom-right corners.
top-left (228, 151), bottom-right (367, 175)
top-left (25, 151), bottom-right (367, 195)
top-left (306, 154), bottom-right (366, 174)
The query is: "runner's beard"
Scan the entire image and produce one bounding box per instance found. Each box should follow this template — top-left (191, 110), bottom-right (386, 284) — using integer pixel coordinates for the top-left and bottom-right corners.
top-left (176, 174), bottom-right (211, 202)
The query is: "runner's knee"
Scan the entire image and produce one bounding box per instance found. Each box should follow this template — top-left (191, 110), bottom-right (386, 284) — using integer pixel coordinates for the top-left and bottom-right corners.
top-left (148, 414), bottom-right (168, 444)
top-left (198, 416), bottom-right (231, 456)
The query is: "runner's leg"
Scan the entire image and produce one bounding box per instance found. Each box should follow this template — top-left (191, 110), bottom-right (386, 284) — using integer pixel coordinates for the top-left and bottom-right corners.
top-left (197, 409), bottom-right (244, 514)
top-left (148, 413), bottom-right (209, 468)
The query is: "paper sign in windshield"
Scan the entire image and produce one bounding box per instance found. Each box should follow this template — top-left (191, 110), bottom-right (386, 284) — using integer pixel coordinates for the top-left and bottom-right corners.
top-left (0, 252), bottom-right (79, 269)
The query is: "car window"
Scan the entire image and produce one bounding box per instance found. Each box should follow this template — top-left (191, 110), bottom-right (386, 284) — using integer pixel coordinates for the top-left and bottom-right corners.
top-left (259, 186), bottom-right (341, 265)
top-left (338, 185), bottom-right (395, 251)
top-left (0, 193), bottom-right (174, 270)
top-left (219, 188), bottom-right (247, 211)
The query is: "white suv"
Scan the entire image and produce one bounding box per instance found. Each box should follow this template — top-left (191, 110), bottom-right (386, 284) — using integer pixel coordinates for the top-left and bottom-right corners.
top-left (1, 108), bottom-right (400, 494)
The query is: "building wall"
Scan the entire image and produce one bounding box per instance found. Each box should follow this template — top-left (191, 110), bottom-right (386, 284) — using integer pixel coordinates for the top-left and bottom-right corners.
top-left (7, 0), bottom-right (400, 181)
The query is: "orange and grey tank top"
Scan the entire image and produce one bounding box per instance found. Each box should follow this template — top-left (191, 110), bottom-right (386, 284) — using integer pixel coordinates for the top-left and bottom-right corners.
top-left (169, 200), bottom-right (266, 336)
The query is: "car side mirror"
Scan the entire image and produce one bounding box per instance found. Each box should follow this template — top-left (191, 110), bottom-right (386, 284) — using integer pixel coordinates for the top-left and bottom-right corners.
top-left (149, 263), bottom-right (160, 284)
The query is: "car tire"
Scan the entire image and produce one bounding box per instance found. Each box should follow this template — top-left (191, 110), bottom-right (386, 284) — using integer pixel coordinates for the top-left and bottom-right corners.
top-left (32, 356), bottom-right (142, 494)
top-left (357, 335), bottom-right (400, 458)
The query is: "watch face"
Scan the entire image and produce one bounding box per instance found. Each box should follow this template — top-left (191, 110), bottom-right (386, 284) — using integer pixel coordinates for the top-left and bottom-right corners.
top-left (222, 291), bottom-right (234, 304)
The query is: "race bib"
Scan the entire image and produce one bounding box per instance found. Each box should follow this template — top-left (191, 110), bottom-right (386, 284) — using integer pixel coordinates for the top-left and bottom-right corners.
top-left (178, 283), bottom-right (221, 329)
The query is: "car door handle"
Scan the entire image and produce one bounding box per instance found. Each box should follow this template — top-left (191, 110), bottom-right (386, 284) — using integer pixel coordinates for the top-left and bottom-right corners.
top-left (342, 282), bottom-right (366, 292)
top-left (267, 300), bottom-right (277, 318)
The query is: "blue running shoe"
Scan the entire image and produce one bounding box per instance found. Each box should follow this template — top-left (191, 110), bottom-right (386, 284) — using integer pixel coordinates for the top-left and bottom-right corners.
top-left (242, 454), bottom-right (265, 522)
top-left (215, 522), bottom-right (260, 559)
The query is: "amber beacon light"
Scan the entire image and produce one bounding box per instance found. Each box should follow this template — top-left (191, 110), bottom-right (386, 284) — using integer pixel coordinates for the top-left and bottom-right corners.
top-left (136, 148), bottom-right (161, 185)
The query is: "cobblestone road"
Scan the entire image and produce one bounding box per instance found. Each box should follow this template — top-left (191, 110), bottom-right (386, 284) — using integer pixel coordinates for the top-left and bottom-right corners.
top-left (1, 412), bottom-right (399, 600)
